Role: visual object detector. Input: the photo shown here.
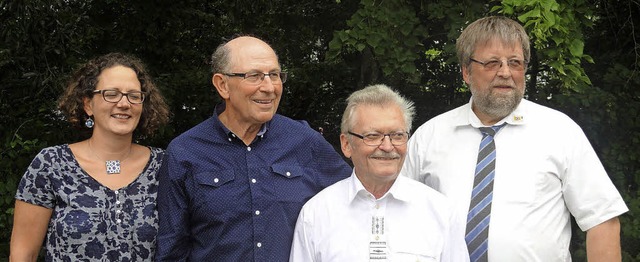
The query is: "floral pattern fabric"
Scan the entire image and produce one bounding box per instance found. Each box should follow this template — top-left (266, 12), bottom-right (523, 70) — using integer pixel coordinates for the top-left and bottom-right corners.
top-left (15, 144), bottom-right (164, 262)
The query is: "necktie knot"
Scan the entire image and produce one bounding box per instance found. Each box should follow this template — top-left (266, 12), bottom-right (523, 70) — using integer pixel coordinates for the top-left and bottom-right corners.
top-left (479, 123), bottom-right (506, 137)
top-left (478, 127), bottom-right (495, 137)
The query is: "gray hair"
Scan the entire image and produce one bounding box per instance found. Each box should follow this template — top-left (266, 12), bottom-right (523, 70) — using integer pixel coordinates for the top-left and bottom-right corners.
top-left (211, 41), bottom-right (232, 74)
top-left (456, 16), bottom-right (530, 69)
top-left (340, 84), bottom-right (415, 134)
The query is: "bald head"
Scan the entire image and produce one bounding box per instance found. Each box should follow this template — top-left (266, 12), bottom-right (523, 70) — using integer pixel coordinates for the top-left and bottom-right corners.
top-left (211, 36), bottom-right (278, 74)
top-left (226, 36), bottom-right (273, 51)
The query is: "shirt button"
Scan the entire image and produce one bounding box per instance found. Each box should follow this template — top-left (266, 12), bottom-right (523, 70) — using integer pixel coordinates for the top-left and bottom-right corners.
top-left (286, 171), bottom-right (291, 177)
top-left (214, 178), bottom-right (219, 183)
top-left (255, 210), bottom-right (260, 215)
top-left (228, 138), bottom-right (232, 142)
top-left (114, 190), bottom-right (119, 195)
top-left (116, 210), bottom-right (121, 214)
top-left (247, 147), bottom-right (252, 151)
top-left (256, 242), bottom-right (262, 248)
top-left (375, 204), bottom-right (380, 209)
top-left (116, 219), bottom-right (122, 223)
top-left (232, 134), bottom-right (236, 138)
top-left (116, 200), bottom-right (121, 205)
top-left (251, 178), bottom-right (257, 183)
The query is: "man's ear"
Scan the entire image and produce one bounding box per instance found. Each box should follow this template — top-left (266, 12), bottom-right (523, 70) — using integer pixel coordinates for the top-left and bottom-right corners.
top-left (340, 133), bottom-right (352, 159)
top-left (462, 65), bottom-right (471, 85)
top-left (213, 73), bottom-right (230, 99)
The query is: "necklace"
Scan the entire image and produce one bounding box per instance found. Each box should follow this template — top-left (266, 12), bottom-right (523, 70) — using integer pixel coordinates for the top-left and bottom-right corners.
top-left (87, 139), bottom-right (132, 175)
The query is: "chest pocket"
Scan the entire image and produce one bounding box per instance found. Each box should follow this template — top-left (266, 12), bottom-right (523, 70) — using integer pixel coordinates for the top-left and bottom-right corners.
top-left (191, 170), bottom-right (237, 215)
top-left (390, 231), bottom-right (441, 262)
top-left (194, 170), bottom-right (235, 188)
top-left (270, 164), bottom-right (314, 204)
top-left (271, 164), bottom-right (303, 179)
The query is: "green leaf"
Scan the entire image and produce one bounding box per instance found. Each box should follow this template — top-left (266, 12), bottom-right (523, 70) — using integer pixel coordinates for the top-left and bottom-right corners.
top-left (541, 10), bottom-right (556, 27)
top-left (568, 38), bottom-right (584, 57)
top-left (424, 48), bottom-right (442, 60)
top-left (583, 54), bottom-right (594, 64)
top-left (540, 0), bottom-right (560, 11)
top-left (518, 8), bottom-right (541, 21)
top-left (368, 34), bottom-right (382, 48)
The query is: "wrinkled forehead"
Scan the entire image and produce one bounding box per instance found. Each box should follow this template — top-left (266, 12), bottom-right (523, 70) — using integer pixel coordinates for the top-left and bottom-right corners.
top-left (473, 36), bottom-right (523, 55)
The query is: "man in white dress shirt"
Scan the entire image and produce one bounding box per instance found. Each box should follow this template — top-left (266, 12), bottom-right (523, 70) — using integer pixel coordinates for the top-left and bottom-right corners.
top-left (402, 16), bottom-right (628, 261)
top-left (289, 84), bottom-right (469, 262)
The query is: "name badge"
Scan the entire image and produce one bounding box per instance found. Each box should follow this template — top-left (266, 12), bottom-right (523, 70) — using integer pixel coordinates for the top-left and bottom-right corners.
top-left (369, 241), bottom-right (388, 261)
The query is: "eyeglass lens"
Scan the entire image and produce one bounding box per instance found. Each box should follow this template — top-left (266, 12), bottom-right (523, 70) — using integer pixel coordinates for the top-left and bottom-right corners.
top-left (100, 90), bottom-right (145, 103)
top-left (363, 133), bottom-right (409, 146)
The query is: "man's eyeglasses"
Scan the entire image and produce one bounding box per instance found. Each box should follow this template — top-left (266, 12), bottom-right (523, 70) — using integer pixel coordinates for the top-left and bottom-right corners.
top-left (469, 58), bottom-right (528, 72)
top-left (347, 131), bottom-right (410, 146)
top-left (92, 89), bottom-right (146, 104)
top-left (224, 72), bottom-right (288, 84)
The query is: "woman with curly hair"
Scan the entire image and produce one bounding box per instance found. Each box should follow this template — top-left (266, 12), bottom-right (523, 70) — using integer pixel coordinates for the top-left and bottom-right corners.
top-left (10, 53), bottom-right (170, 261)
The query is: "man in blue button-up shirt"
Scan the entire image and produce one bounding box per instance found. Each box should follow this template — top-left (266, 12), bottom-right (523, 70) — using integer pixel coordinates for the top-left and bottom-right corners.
top-left (156, 36), bottom-right (352, 261)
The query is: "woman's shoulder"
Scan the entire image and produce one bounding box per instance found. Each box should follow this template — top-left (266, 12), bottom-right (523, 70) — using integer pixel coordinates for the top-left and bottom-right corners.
top-left (137, 145), bottom-right (165, 168)
top-left (142, 145), bottom-right (165, 160)
top-left (31, 144), bottom-right (74, 165)
top-left (147, 146), bottom-right (165, 154)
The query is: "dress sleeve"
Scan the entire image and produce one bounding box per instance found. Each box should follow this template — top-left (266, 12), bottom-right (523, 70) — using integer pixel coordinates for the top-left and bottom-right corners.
top-left (562, 123), bottom-right (628, 231)
top-left (441, 201), bottom-right (470, 262)
top-left (156, 145), bottom-right (191, 261)
top-left (14, 147), bottom-right (57, 209)
top-left (289, 205), bottom-right (315, 262)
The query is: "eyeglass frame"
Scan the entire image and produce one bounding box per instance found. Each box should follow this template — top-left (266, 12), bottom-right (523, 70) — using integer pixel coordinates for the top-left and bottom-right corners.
top-left (469, 58), bottom-right (528, 72)
top-left (223, 71), bottom-right (288, 84)
top-left (347, 131), bottom-right (410, 147)
top-left (92, 89), bottom-right (146, 104)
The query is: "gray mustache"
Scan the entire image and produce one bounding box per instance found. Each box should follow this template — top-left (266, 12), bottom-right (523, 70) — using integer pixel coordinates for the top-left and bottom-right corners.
top-left (370, 152), bottom-right (401, 159)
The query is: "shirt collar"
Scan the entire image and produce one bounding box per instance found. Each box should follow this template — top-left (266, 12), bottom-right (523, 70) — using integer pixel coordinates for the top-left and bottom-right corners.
top-left (453, 97), bottom-right (529, 128)
top-left (386, 176), bottom-right (412, 202)
top-left (214, 102), bottom-right (270, 142)
top-left (347, 171), bottom-right (365, 203)
top-left (346, 171), bottom-right (411, 203)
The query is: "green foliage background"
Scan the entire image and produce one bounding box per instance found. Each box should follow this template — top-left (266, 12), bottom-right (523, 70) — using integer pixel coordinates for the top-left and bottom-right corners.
top-left (1, 0), bottom-right (638, 260)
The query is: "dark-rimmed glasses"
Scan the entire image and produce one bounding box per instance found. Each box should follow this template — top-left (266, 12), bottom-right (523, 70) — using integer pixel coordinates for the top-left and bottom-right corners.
top-left (92, 89), bottom-right (146, 104)
top-left (223, 72), bottom-right (288, 84)
top-left (348, 131), bottom-right (410, 146)
top-left (470, 58), bottom-right (528, 72)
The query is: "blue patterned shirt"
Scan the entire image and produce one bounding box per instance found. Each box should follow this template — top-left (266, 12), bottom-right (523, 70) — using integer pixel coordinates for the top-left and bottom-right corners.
top-left (156, 104), bottom-right (352, 261)
top-left (15, 145), bottom-right (164, 261)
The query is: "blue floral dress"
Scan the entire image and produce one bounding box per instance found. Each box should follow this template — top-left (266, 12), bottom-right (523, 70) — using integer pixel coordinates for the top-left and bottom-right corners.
top-left (15, 144), bottom-right (164, 262)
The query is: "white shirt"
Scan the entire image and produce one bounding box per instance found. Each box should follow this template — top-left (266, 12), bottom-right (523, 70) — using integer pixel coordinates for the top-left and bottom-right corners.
top-left (289, 171), bottom-right (469, 262)
top-left (402, 99), bottom-right (628, 261)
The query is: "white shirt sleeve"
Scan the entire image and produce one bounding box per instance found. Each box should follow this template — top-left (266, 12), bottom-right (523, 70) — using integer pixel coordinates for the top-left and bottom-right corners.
top-left (289, 207), bottom-right (315, 262)
top-left (440, 198), bottom-right (470, 262)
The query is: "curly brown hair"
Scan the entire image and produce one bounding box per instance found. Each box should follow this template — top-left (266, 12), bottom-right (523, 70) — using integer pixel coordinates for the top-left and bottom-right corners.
top-left (58, 52), bottom-right (170, 136)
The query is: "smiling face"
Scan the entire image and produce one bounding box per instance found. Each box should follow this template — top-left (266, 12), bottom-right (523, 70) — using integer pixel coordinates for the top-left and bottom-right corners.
top-left (213, 37), bottom-right (282, 127)
top-left (84, 65), bottom-right (143, 137)
top-left (341, 103), bottom-right (407, 184)
top-left (463, 38), bottom-right (526, 125)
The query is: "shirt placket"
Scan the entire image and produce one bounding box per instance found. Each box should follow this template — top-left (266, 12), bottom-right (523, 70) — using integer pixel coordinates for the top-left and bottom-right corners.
top-left (245, 142), bottom-right (266, 259)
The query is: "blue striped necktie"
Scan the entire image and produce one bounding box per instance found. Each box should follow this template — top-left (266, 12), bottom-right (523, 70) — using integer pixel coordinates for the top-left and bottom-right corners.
top-left (465, 124), bottom-right (505, 262)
